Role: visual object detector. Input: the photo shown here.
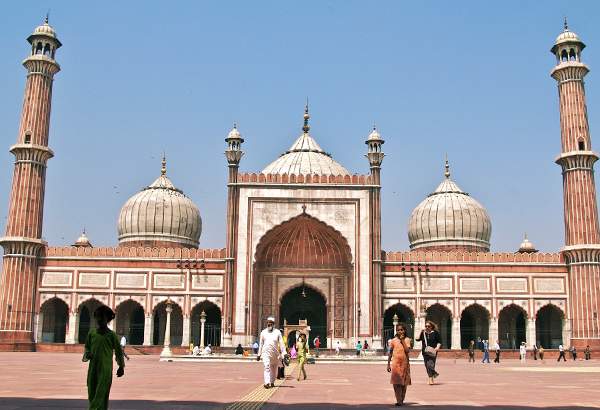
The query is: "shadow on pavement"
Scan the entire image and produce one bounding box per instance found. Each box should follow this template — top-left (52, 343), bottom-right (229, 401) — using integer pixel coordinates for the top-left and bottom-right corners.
top-left (0, 399), bottom-right (598, 410)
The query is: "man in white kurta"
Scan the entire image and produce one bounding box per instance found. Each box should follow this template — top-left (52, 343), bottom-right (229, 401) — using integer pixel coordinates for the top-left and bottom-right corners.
top-left (257, 316), bottom-right (286, 388)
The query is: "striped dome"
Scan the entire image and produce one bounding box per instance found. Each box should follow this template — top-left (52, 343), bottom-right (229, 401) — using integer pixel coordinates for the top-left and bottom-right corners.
top-left (117, 159), bottom-right (201, 248)
top-left (408, 162), bottom-right (491, 252)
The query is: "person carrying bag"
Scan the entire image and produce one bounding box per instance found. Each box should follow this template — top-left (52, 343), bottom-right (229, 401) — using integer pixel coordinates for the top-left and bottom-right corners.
top-left (416, 320), bottom-right (442, 385)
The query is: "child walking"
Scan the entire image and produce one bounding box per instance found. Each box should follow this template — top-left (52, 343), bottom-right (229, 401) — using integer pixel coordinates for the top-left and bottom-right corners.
top-left (82, 305), bottom-right (125, 410)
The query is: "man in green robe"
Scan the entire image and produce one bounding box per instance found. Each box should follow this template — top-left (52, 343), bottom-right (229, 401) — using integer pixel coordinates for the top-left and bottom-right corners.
top-left (83, 305), bottom-right (125, 410)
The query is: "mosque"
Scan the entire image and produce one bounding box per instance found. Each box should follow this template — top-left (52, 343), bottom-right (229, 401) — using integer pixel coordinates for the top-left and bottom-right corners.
top-left (0, 19), bottom-right (599, 352)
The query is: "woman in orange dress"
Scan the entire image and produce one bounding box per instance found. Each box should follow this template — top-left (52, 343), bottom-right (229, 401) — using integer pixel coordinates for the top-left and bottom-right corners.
top-left (387, 323), bottom-right (412, 406)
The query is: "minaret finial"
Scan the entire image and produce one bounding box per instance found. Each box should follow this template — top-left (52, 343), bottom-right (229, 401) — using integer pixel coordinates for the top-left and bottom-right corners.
top-left (233, 121), bottom-right (237, 129)
top-left (564, 16), bottom-right (568, 31)
top-left (302, 99), bottom-right (310, 133)
top-left (161, 153), bottom-right (167, 176)
top-left (444, 154), bottom-right (450, 178)
top-left (45, 10), bottom-right (50, 24)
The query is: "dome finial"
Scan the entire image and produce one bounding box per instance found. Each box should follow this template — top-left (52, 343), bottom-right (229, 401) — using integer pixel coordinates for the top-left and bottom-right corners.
top-left (161, 153), bottom-right (167, 176)
top-left (564, 16), bottom-right (568, 31)
top-left (444, 154), bottom-right (450, 178)
top-left (45, 10), bottom-right (49, 24)
top-left (302, 98), bottom-right (310, 133)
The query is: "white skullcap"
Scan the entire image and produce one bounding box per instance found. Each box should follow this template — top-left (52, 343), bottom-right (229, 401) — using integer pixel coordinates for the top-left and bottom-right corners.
top-left (267, 316), bottom-right (275, 322)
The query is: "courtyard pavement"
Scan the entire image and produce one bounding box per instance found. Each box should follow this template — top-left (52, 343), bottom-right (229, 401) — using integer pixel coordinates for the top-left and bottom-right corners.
top-left (0, 352), bottom-right (598, 409)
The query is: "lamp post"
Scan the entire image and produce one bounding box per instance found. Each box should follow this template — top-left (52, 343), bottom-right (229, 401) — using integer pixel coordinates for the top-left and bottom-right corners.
top-left (200, 310), bottom-right (207, 348)
top-left (161, 300), bottom-right (173, 357)
top-left (392, 313), bottom-right (399, 328)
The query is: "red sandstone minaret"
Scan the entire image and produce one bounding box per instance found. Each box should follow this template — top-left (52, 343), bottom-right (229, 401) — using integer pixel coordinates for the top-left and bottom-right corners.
top-left (0, 18), bottom-right (61, 346)
top-left (552, 19), bottom-right (600, 349)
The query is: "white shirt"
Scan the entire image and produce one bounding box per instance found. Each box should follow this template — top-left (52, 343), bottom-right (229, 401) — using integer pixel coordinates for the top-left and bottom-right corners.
top-left (519, 345), bottom-right (527, 355)
top-left (120, 336), bottom-right (126, 347)
top-left (258, 328), bottom-right (285, 360)
top-left (493, 342), bottom-right (500, 351)
top-left (559, 345), bottom-right (564, 352)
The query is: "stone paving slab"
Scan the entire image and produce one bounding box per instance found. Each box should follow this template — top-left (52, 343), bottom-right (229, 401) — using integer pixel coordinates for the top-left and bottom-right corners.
top-left (0, 353), bottom-right (599, 409)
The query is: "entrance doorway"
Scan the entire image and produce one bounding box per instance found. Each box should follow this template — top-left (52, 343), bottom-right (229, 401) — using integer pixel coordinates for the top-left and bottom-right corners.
top-left (426, 304), bottom-right (452, 348)
top-left (498, 304), bottom-right (527, 349)
top-left (383, 304), bottom-right (415, 346)
top-left (536, 305), bottom-right (563, 349)
top-left (279, 286), bottom-right (326, 348)
top-left (460, 304), bottom-right (490, 348)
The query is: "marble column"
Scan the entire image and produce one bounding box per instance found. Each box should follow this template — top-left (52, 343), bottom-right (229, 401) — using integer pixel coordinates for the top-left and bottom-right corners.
top-left (34, 313), bottom-right (42, 343)
top-left (161, 302), bottom-right (173, 356)
top-left (65, 311), bottom-right (78, 344)
top-left (489, 317), bottom-right (499, 345)
top-left (451, 317), bottom-right (461, 350)
top-left (200, 310), bottom-right (207, 348)
top-left (181, 316), bottom-right (190, 347)
top-left (562, 318), bottom-right (571, 348)
top-left (143, 314), bottom-right (153, 346)
top-left (527, 318), bottom-right (537, 349)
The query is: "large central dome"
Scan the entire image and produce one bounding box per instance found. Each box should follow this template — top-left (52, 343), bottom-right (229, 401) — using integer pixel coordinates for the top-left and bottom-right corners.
top-left (408, 160), bottom-right (491, 252)
top-left (262, 107), bottom-right (349, 176)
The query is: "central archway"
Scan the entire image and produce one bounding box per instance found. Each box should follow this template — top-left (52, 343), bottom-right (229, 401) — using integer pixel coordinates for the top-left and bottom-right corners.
top-left (252, 212), bottom-right (352, 344)
top-left (498, 304), bottom-right (527, 349)
top-left (279, 286), bottom-right (327, 348)
top-left (460, 304), bottom-right (490, 348)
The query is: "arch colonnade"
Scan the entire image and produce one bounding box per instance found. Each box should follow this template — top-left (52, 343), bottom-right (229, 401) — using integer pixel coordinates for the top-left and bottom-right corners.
top-left (383, 301), bottom-right (569, 350)
top-left (36, 296), bottom-right (223, 348)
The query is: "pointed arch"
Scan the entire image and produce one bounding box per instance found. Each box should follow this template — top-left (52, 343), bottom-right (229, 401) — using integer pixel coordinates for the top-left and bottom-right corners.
top-left (115, 299), bottom-right (145, 345)
top-left (190, 300), bottom-right (222, 347)
top-left (77, 298), bottom-right (103, 343)
top-left (460, 304), bottom-right (490, 348)
top-left (536, 304), bottom-right (564, 349)
top-left (498, 303), bottom-right (528, 349)
top-left (40, 297), bottom-right (69, 343)
top-left (383, 303), bottom-right (416, 343)
top-left (426, 303), bottom-right (453, 348)
top-left (152, 301), bottom-right (183, 346)
top-left (254, 212), bottom-right (352, 271)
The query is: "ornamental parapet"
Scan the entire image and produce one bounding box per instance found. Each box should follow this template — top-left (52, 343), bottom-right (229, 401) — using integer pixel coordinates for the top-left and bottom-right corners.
top-left (555, 151), bottom-right (598, 171)
top-left (382, 250), bottom-right (563, 264)
top-left (235, 172), bottom-right (374, 186)
top-left (9, 144), bottom-right (54, 165)
top-left (551, 61), bottom-right (589, 82)
top-left (562, 244), bottom-right (600, 264)
top-left (43, 246), bottom-right (226, 260)
top-left (0, 236), bottom-right (46, 257)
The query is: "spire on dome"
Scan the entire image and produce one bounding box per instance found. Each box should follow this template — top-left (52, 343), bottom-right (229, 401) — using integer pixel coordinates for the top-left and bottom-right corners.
top-left (161, 154), bottom-right (167, 176)
top-left (302, 100), bottom-right (310, 134)
top-left (564, 16), bottom-right (568, 31)
top-left (444, 155), bottom-right (450, 178)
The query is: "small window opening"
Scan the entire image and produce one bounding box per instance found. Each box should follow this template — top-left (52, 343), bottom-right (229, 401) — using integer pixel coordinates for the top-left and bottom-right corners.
top-left (35, 43), bottom-right (43, 54)
top-left (24, 133), bottom-right (31, 144)
top-left (569, 49), bottom-right (577, 61)
top-left (43, 44), bottom-right (51, 57)
top-left (578, 140), bottom-right (586, 151)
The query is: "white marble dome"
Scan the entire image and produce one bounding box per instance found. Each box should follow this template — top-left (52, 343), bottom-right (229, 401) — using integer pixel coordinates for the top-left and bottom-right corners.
top-left (262, 108), bottom-right (349, 176)
top-left (408, 163), bottom-right (491, 252)
top-left (117, 160), bottom-right (201, 248)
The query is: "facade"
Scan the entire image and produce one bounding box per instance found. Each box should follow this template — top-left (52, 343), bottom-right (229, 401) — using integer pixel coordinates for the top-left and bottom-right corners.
top-left (0, 19), bottom-right (598, 351)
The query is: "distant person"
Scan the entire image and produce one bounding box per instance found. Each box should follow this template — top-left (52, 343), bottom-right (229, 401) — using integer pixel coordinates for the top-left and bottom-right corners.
top-left (519, 342), bottom-right (527, 363)
top-left (120, 335), bottom-right (130, 361)
top-left (252, 340), bottom-right (259, 354)
top-left (192, 345), bottom-right (200, 356)
top-left (314, 336), bottom-right (321, 357)
top-left (203, 344), bottom-right (212, 355)
top-left (189, 342), bottom-right (194, 355)
top-left (387, 323), bottom-right (412, 406)
top-left (416, 320), bottom-right (441, 385)
top-left (584, 345), bottom-right (591, 360)
top-left (82, 305), bottom-right (125, 410)
top-left (493, 340), bottom-right (501, 363)
top-left (539, 346), bottom-right (545, 361)
top-left (482, 340), bottom-right (490, 363)
top-left (572, 346), bottom-right (577, 361)
top-left (557, 344), bottom-right (566, 362)
top-left (335, 340), bottom-right (341, 356)
top-left (356, 340), bottom-right (363, 357)
top-left (468, 340), bottom-right (475, 363)
top-left (533, 343), bottom-right (538, 360)
top-left (569, 346), bottom-right (575, 360)
top-left (296, 333), bottom-right (309, 381)
top-left (235, 343), bottom-right (244, 355)
top-left (363, 340), bottom-right (369, 353)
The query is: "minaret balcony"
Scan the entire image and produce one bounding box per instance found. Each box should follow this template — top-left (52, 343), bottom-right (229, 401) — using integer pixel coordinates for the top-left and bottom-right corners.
top-left (555, 150), bottom-right (598, 172)
top-left (551, 61), bottom-right (589, 82)
top-left (9, 144), bottom-right (54, 166)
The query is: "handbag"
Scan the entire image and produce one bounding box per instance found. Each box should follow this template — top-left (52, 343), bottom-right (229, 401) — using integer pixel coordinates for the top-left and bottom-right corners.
top-left (423, 331), bottom-right (436, 357)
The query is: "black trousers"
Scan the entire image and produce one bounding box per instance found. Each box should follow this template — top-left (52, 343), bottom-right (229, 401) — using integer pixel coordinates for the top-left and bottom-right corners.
top-left (494, 350), bottom-right (500, 363)
top-left (558, 351), bottom-right (566, 361)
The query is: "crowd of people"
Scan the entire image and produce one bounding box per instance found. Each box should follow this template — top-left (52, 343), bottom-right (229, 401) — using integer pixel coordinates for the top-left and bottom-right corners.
top-left (79, 304), bottom-right (595, 409)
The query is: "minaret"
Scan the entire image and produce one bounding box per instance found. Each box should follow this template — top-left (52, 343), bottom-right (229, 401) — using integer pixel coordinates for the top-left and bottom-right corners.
top-left (365, 126), bottom-right (385, 346)
top-left (0, 18), bottom-right (61, 345)
top-left (223, 123), bottom-right (244, 346)
top-left (552, 20), bottom-right (600, 349)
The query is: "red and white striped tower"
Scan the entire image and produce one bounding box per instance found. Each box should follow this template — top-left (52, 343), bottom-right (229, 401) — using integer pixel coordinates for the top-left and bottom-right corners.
top-left (365, 126), bottom-right (384, 347)
top-left (552, 19), bottom-right (600, 349)
top-left (0, 18), bottom-right (61, 346)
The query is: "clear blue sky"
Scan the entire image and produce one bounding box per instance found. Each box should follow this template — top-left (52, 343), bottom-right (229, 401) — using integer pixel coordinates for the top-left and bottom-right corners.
top-left (0, 1), bottom-right (598, 252)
